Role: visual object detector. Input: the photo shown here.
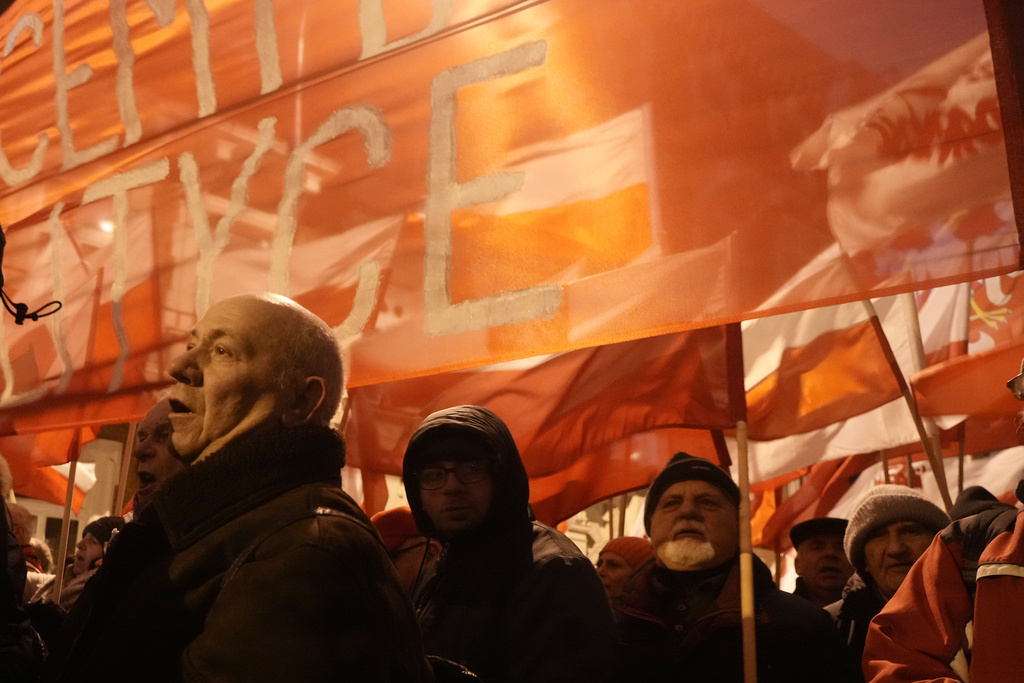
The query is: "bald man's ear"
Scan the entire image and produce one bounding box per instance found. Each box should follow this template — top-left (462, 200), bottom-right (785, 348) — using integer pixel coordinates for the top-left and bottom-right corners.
top-left (282, 377), bottom-right (327, 427)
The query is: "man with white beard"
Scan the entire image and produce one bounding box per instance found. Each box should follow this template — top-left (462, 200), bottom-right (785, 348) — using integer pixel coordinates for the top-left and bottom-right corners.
top-left (611, 452), bottom-right (860, 683)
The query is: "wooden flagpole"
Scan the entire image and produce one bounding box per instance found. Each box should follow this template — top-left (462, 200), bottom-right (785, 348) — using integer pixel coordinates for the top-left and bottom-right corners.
top-left (736, 419), bottom-right (758, 683)
top-left (861, 298), bottom-right (953, 511)
top-left (724, 323), bottom-right (757, 683)
top-left (52, 427), bottom-right (81, 604)
top-left (114, 421), bottom-right (138, 514)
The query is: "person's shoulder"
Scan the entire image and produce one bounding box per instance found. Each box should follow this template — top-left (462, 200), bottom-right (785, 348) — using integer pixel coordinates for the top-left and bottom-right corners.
top-left (947, 502), bottom-right (1020, 562)
top-left (761, 583), bottom-right (835, 628)
top-left (248, 483), bottom-right (386, 559)
top-left (530, 521), bottom-right (587, 563)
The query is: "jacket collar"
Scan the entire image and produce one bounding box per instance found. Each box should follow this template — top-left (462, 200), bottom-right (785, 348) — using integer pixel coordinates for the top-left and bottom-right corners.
top-left (616, 553), bottom-right (775, 624)
top-left (153, 424), bottom-right (345, 550)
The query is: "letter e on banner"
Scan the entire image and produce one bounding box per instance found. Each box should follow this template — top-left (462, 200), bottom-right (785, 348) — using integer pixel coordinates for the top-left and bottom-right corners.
top-left (424, 41), bottom-right (561, 336)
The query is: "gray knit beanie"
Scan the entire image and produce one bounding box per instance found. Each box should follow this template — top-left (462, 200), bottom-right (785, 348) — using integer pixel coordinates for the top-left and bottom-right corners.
top-left (844, 485), bottom-right (950, 572)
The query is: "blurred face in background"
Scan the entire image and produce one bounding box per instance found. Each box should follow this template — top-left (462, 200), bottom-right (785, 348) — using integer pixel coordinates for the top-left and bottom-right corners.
top-left (793, 532), bottom-right (854, 606)
top-left (596, 551), bottom-right (634, 600)
top-left (133, 399), bottom-right (188, 512)
top-left (73, 533), bottom-right (103, 576)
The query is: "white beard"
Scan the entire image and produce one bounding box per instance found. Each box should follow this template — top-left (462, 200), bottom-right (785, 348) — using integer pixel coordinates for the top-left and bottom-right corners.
top-left (657, 537), bottom-right (716, 571)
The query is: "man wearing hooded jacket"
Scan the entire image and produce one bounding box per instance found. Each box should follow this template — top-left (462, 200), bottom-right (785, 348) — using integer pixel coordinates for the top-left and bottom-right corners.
top-left (403, 404), bottom-right (614, 683)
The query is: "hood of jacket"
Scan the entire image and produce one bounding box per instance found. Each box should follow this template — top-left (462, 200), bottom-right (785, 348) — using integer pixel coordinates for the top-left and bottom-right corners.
top-left (402, 405), bottom-right (530, 538)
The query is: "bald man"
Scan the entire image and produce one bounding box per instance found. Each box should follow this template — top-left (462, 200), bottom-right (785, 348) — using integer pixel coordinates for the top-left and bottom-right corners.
top-left (44, 294), bottom-right (430, 683)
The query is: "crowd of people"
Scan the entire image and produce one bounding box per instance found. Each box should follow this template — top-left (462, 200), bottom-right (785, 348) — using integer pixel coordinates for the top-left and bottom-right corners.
top-left (0, 291), bottom-right (1020, 681)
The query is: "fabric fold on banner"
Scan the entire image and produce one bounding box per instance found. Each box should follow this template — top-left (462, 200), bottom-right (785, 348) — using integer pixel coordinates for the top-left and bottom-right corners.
top-left (734, 282), bottom-right (972, 483)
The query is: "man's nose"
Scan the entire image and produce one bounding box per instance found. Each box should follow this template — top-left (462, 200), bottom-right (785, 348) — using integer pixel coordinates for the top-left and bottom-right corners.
top-left (885, 531), bottom-right (909, 555)
top-left (677, 498), bottom-right (702, 519)
top-left (439, 473), bottom-right (466, 492)
top-left (134, 440), bottom-right (153, 461)
top-left (169, 348), bottom-right (203, 386)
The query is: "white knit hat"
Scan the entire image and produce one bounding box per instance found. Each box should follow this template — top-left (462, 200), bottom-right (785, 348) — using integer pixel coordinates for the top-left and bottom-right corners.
top-left (844, 484), bottom-right (950, 571)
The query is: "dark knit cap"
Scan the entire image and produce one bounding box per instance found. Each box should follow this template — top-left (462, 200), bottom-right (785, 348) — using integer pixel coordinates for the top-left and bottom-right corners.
top-left (643, 452), bottom-right (740, 534)
top-left (82, 516), bottom-right (125, 544)
top-left (789, 517), bottom-right (848, 550)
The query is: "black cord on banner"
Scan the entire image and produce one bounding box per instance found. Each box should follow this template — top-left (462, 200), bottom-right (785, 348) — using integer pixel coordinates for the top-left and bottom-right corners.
top-left (0, 223), bottom-right (63, 324)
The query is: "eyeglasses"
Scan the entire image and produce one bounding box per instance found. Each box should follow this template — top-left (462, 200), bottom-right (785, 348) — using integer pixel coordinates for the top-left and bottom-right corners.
top-left (418, 460), bottom-right (490, 490)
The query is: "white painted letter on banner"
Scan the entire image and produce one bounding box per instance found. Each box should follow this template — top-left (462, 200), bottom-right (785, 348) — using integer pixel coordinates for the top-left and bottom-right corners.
top-left (359, 0), bottom-right (454, 60)
top-left (424, 41), bottom-right (561, 336)
top-left (0, 13), bottom-right (48, 186)
top-left (54, 0), bottom-right (119, 170)
top-left (82, 159), bottom-right (171, 391)
top-left (271, 105), bottom-right (392, 294)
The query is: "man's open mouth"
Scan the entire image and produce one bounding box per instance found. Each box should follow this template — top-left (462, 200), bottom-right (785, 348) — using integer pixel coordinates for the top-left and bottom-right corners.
top-left (168, 399), bottom-right (190, 413)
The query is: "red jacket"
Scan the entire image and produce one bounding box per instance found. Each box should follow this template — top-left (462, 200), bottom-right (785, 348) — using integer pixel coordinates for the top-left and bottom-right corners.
top-left (863, 500), bottom-right (1023, 682)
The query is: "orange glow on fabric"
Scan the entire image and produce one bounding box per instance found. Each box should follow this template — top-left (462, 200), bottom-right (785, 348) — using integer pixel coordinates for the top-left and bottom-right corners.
top-left (0, 0), bottom-right (1015, 436)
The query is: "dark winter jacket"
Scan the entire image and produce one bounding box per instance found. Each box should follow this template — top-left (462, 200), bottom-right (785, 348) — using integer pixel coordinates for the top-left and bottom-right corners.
top-left (613, 553), bottom-right (862, 683)
top-left (1, 504), bottom-right (41, 682)
top-left (824, 572), bottom-right (885, 681)
top-left (404, 405), bottom-right (614, 683)
top-left (43, 425), bottom-right (431, 682)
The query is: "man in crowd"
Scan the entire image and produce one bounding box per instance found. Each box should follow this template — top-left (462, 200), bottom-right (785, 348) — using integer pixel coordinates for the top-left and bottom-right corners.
top-left (403, 404), bottom-right (614, 682)
top-left (825, 484), bottom-right (949, 667)
top-left (789, 517), bottom-right (853, 608)
top-left (612, 452), bottom-right (860, 682)
top-left (861, 363), bottom-right (1024, 681)
top-left (43, 293), bottom-right (431, 682)
top-left (7, 503), bottom-right (51, 602)
top-left (596, 536), bottom-right (653, 602)
top-left (129, 398), bottom-right (188, 516)
top-left (1, 493), bottom-right (40, 681)
top-left (371, 505), bottom-right (441, 595)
